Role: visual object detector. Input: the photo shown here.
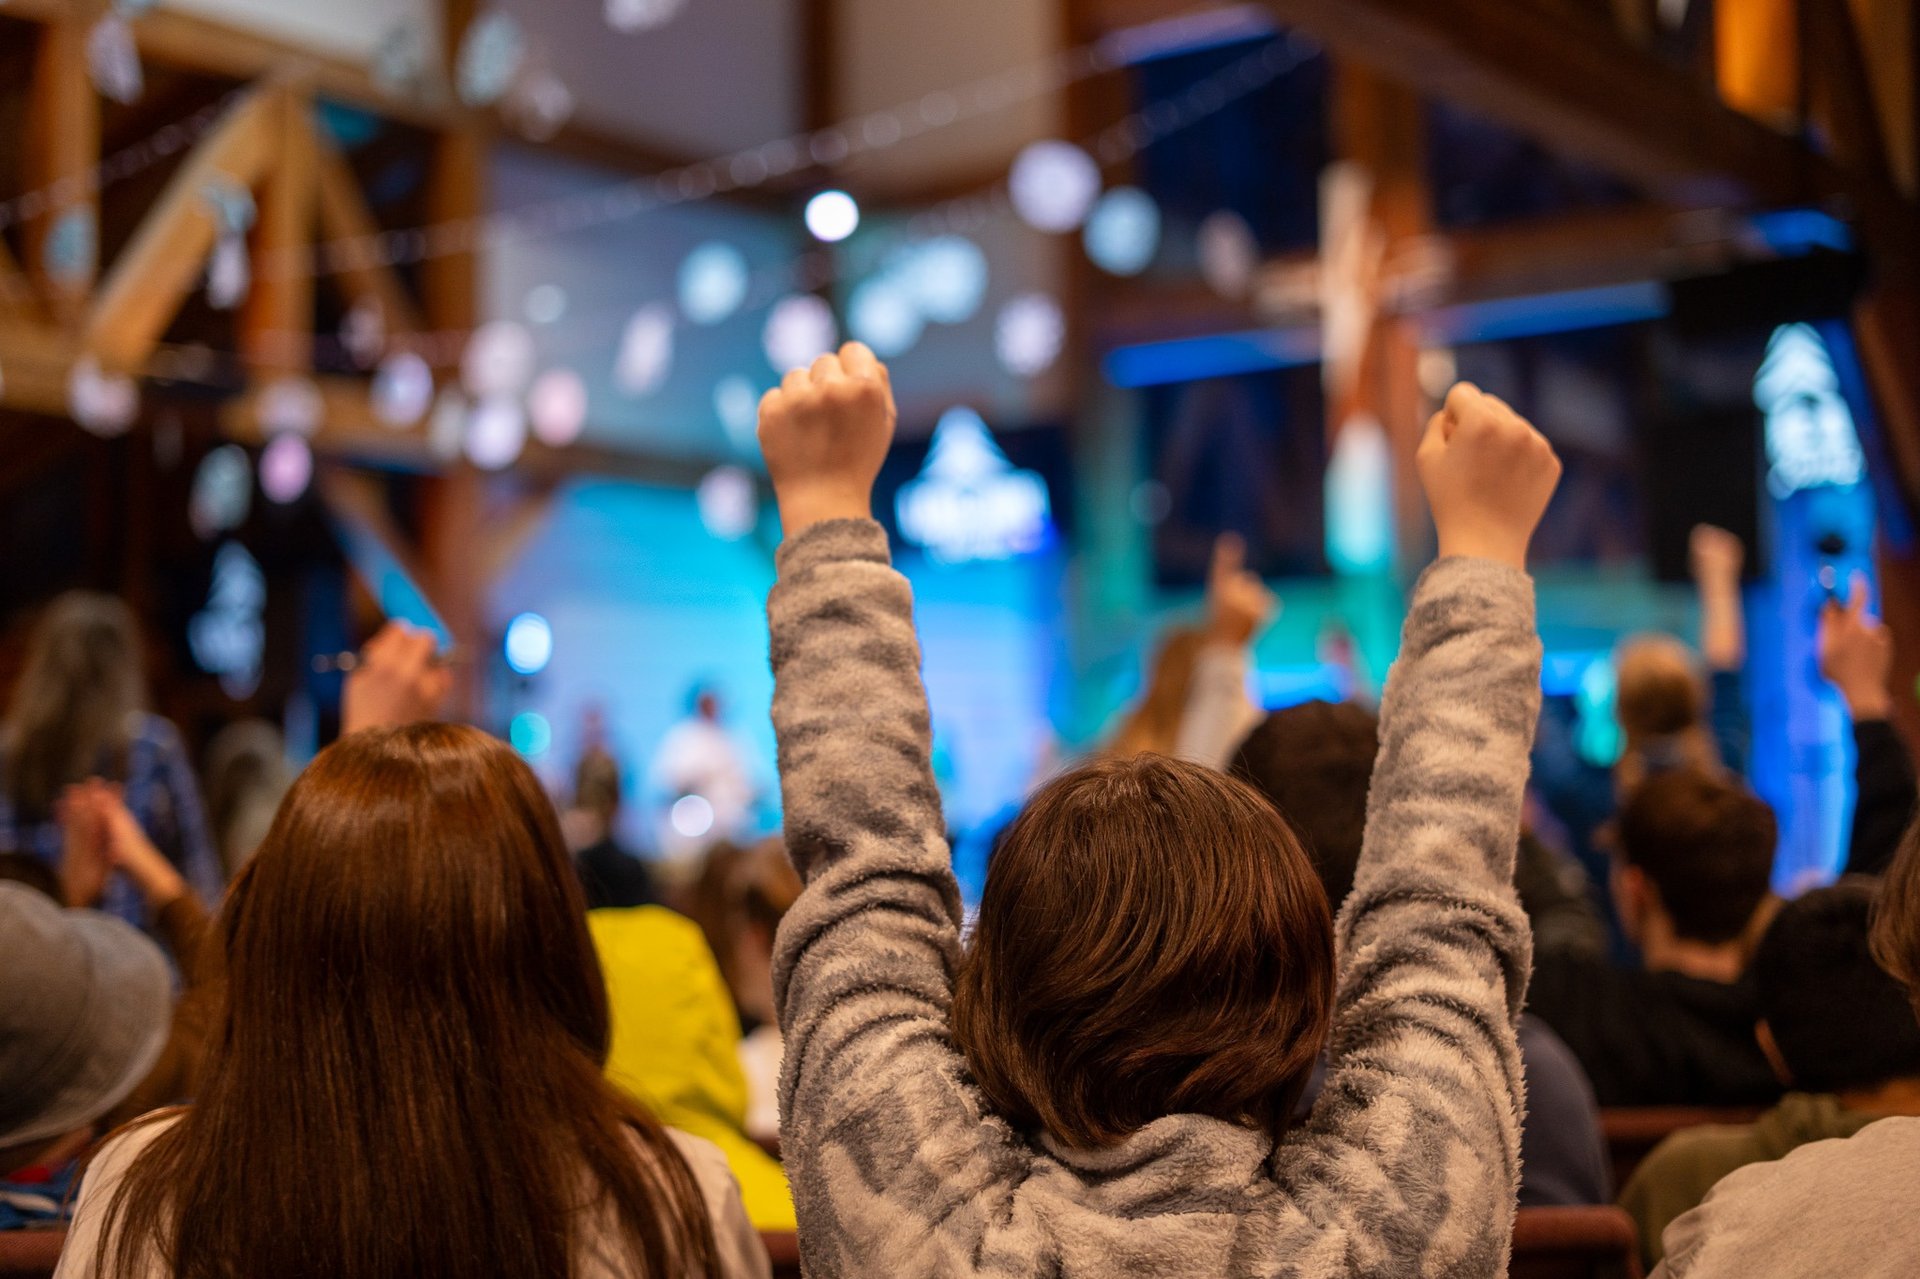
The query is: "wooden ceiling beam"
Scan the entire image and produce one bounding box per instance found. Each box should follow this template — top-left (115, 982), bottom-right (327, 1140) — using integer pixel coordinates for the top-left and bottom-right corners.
top-left (312, 128), bottom-right (425, 337)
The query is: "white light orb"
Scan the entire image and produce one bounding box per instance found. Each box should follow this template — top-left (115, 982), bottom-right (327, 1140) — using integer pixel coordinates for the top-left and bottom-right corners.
top-left (1009, 140), bottom-right (1102, 233)
top-left (190, 444), bottom-right (252, 540)
top-left (995, 294), bottom-right (1065, 378)
top-left (341, 296), bottom-right (386, 367)
top-left (372, 351), bottom-right (434, 427)
top-left (68, 358), bottom-right (139, 437)
top-left (504, 612), bottom-right (553, 675)
top-left (465, 395), bottom-right (528, 470)
top-left (605, 0), bottom-right (686, 33)
top-left (528, 368), bottom-right (589, 447)
top-left (456, 11), bottom-right (524, 107)
top-left (762, 294), bottom-right (838, 373)
top-left (1084, 186), bottom-right (1162, 276)
top-left (697, 465), bottom-right (758, 540)
top-left (615, 305), bottom-right (675, 397)
top-left (462, 319), bottom-right (537, 399)
top-left (848, 274), bottom-right (925, 359)
top-left (428, 389), bottom-right (468, 462)
top-left (714, 376), bottom-right (763, 454)
top-left (902, 236), bottom-right (988, 325)
top-left (1198, 210), bottom-right (1259, 300)
top-left (670, 793), bottom-right (715, 838)
top-left (523, 283), bottom-right (569, 326)
top-left (804, 190), bottom-right (861, 243)
top-left (258, 434), bottom-right (313, 504)
top-left (258, 376), bottom-right (323, 438)
top-left (678, 242), bottom-right (750, 326)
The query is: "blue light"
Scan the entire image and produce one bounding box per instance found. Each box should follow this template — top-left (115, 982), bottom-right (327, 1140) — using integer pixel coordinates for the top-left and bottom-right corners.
top-left (1104, 327), bottom-right (1320, 387)
top-left (902, 236), bottom-right (988, 324)
top-left (504, 612), bottom-right (553, 675)
top-left (509, 711), bottom-right (552, 759)
top-left (1084, 187), bottom-right (1161, 276)
top-left (678, 242), bottom-right (750, 326)
top-left (848, 274), bottom-right (925, 357)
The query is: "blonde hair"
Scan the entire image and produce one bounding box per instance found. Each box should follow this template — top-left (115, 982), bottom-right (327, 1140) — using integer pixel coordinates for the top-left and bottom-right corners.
top-left (1108, 627), bottom-right (1207, 758)
top-left (1614, 634), bottom-right (1722, 795)
top-left (2, 592), bottom-right (147, 821)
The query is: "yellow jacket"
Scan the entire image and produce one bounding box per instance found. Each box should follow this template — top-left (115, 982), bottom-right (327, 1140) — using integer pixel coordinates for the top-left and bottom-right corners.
top-left (587, 906), bottom-right (795, 1232)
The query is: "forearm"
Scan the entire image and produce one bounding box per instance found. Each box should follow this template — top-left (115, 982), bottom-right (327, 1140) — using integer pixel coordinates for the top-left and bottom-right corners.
top-left (1698, 579), bottom-right (1745, 672)
top-left (1174, 644), bottom-right (1264, 769)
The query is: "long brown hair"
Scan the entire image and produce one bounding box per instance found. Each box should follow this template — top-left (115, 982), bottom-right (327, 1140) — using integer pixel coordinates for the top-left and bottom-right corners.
top-left (2, 592), bottom-right (146, 821)
top-left (953, 753), bottom-right (1334, 1148)
top-left (91, 724), bottom-right (720, 1279)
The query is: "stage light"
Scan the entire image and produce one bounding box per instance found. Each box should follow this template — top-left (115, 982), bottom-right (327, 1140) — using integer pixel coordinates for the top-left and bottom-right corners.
top-left (848, 274), bottom-right (924, 358)
top-left (697, 466), bottom-right (758, 540)
top-left (456, 11), bottom-right (524, 107)
top-left (258, 434), bottom-right (312, 504)
top-left (465, 396), bottom-right (529, 470)
top-left (510, 711), bottom-right (553, 759)
top-left (258, 376), bottom-right (322, 437)
top-left (994, 294), bottom-right (1065, 378)
top-left (1009, 140), bottom-right (1101, 233)
top-left (504, 612), bottom-right (554, 675)
top-left (670, 794), bottom-right (715, 839)
top-left (189, 542), bottom-right (265, 700)
top-left (714, 376), bottom-right (763, 453)
top-left (1084, 187), bottom-right (1161, 276)
top-left (1325, 415), bottom-right (1394, 575)
top-left (679, 242), bottom-right (750, 325)
top-left (523, 283), bottom-right (569, 326)
top-left (762, 294), bottom-right (838, 372)
top-left (903, 236), bottom-right (987, 325)
top-left (895, 408), bottom-right (1053, 564)
top-left (606, 0), bottom-right (687, 33)
top-left (615, 305), bottom-right (675, 396)
top-left (462, 320), bottom-right (536, 399)
top-left (805, 190), bottom-right (861, 243)
top-left (1198, 210), bottom-right (1258, 299)
top-left (68, 358), bottom-right (138, 437)
top-left (190, 444), bottom-right (252, 541)
top-left (373, 352), bottom-right (434, 427)
top-left (528, 368), bottom-right (588, 447)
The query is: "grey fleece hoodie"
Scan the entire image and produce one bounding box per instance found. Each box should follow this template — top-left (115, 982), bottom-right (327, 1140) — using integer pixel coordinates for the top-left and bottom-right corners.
top-left (768, 520), bottom-right (1540, 1278)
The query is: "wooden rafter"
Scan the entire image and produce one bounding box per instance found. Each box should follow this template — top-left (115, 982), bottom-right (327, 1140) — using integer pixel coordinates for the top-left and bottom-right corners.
top-left (83, 86), bottom-right (279, 371)
top-left (25, 6), bottom-right (101, 323)
top-left (242, 87), bottom-right (318, 374)
top-left (312, 129), bottom-right (425, 338)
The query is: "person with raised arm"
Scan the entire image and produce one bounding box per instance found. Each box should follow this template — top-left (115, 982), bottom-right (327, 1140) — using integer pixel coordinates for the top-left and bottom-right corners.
top-left (760, 345), bottom-right (1561, 1277)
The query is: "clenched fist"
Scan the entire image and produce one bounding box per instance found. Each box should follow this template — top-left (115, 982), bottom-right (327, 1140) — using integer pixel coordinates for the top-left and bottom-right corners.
top-left (1820, 574), bottom-right (1894, 721)
top-left (758, 341), bottom-right (898, 537)
top-left (1418, 383), bottom-right (1563, 572)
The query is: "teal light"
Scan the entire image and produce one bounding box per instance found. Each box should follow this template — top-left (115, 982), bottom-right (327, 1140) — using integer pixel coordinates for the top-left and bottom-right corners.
top-left (510, 711), bottom-right (552, 759)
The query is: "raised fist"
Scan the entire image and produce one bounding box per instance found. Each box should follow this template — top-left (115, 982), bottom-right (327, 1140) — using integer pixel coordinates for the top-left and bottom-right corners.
top-left (341, 622), bottom-right (453, 735)
top-left (757, 341), bottom-right (897, 537)
top-left (1417, 383), bottom-right (1562, 571)
top-left (1206, 533), bottom-right (1279, 647)
top-left (1690, 525), bottom-right (1745, 589)
top-left (1819, 574), bottom-right (1894, 720)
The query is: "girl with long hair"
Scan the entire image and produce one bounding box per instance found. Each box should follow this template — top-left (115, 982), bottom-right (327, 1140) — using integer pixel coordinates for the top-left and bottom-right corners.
top-left (55, 717), bottom-right (766, 1279)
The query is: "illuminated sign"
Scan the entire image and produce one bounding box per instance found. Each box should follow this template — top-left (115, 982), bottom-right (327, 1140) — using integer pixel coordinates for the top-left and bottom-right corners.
top-left (189, 541), bottom-right (265, 699)
top-left (1756, 323), bottom-right (1865, 498)
top-left (896, 408), bottom-right (1052, 564)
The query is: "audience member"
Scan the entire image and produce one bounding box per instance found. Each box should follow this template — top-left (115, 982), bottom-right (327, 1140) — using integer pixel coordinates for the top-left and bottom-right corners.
top-left (1171, 533), bottom-right (1276, 769)
top-left (1530, 769), bottom-right (1783, 1106)
top-left (1231, 702), bottom-right (1612, 1205)
top-left (1819, 578), bottom-right (1917, 876)
top-left (570, 741), bottom-right (658, 910)
top-left (53, 629), bottom-right (767, 1279)
top-left (199, 719), bottom-right (291, 878)
top-left (0, 593), bottom-right (221, 929)
top-left (1649, 821), bottom-right (1920, 1277)
top-left (1622, 878), bottom-right (1920, 1266)
top-left (760, 351), bottom-right (1559, 1273)
top-left (1106, 626), bottom-right (1206, 758)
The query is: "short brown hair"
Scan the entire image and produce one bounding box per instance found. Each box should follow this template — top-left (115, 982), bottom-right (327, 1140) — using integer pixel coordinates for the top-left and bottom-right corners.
top-left (1615, 770), bottom-right (1776, 945)
top-left (1229, 701), bottom-right (1380, 908)
top-left (1872, 820), bottom-right (1920, 1018)
top-left (952, 754), bottom-right (1334, 1148)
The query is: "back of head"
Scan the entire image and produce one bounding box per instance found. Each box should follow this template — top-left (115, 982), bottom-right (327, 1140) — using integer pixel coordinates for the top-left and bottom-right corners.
top-left (2, 592), bottom-right (146, 822)
top-left (952, 753), bottom-right (1334, 1148)
top-left (1614, 635), bottom-right (1720, 793)
top-left (1614, 770), bottom-right (1776, 946)
top-left (1872, 819), bottom-right (1920, 1022)
top-left (93, 724), bottom-right (717, 1279)
top-left (1230, 700), bottom-right (1380, 907)
top-left (201, 719), bottom-right (292, 876)
top-left (1754, 879), bottom-right (1920, 1094)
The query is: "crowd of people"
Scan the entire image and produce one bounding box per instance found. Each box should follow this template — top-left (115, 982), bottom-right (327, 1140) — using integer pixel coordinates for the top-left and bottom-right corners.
top-left (4, 342), bottom-right (1919, 1276)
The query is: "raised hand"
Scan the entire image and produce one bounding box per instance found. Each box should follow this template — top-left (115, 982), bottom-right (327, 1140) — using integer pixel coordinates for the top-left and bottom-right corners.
top-left (757, 341), bottom-right (898, 537)
top-left (1690, 524), bottom-right (1745, 589)
top-left (1820, 574), bottom-right (1894, 720)
top-left (1206, 533), bottom-right (1279, 647)
top-left (1417, 383), bottom-right (1563, 571)
top-left (341, 621), bottom-right (453, 735)
top-left (56, 783), bottom-right (112, 909)
top-left (87, 781), bottom-right (189, 910)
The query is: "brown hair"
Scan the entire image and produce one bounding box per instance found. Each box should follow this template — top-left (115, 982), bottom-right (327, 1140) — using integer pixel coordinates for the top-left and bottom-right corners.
top-left (2, 592), bottom-right (146, 822)
top-left (1872, 820), bottom-right (1920, 1019)
top-left (1230, 701), bottom-right (1380, 909)
top-left (90, 724), bottom-right (720, 1279)
top-left (1614, 635), bottom-right (1722, 795)
top-left (1614, 769), bottom-right (1776, 945)
top-left (952, 753), bottom-right (1334, 1148)
top-left (1107, 627), bottom-right (1206, 758)
top-left (685, 839), bottom-right (801, 1025)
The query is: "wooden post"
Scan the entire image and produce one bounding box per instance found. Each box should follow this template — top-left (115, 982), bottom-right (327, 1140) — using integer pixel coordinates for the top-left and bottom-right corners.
top-left (242, 88), bottom-right (318, 374)
top-left (25, 7), bottom-right (101, 326)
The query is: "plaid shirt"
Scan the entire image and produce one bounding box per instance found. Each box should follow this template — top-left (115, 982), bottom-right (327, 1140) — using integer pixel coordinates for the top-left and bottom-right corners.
top-left (0, 713), bottom-right (222, 926)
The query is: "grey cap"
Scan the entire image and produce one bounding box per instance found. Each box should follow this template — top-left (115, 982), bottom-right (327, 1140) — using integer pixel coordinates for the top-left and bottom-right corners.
top-left (0, 881), bottom-right (173, 1149)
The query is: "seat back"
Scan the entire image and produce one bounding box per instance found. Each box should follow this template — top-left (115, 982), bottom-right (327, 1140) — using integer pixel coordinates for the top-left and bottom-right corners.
top-left (1511, 1206), bottom-right (1643, 1279)
top-left (0, 1227), bottom-right (65, 1279)
top-left (1601, 1106), bottom-right (1764, 1190)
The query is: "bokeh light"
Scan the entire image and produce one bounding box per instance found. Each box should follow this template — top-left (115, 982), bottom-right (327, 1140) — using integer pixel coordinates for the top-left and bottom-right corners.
top-left (848, 274), bottom-right (925, 358)
top-left (462, 320), bottom-right (537, 399)
top-left (615, 305), bottom-right (676, 396)
top-left (1084, 187), bottom-right (1162, 276)
top-left (805, 190), bottom-right (861, 243)
top-left (528, 368), bottom-right (589, 447)
top-left (678, 242), bottom-right (750, 325)
top-left (697, 465), bottom-right (759, 540)
top-left (1009, 140), bottom-right (1101, 233)
top-left (994, 294), bottom-right (1065, 378)
top-left (670, 793), bottom-right (715, 838)
top-left (523, 283), bottom-right (569, 326)
top-left (258, 376), bottom-right (323, 437)
top-left (258, 434), bottom-right (313, 504)
top-left (510, 711), bottom-right (554, 759)
top-left (1199, 210), bottom-right (1259, 299)
top-left (190, 444), bottom-right (252, 540)
top-left (372, 351), bottom-right (435, 427)
top-left (714, 376), bottom-right (763, 454)
top-left (68, 358), bottom-right (139, 437)
top-left (762, 294), bottom-right (838, 372)
top-left (465, 395), bottom-right (529, 470)
top-left (902, 236), bottom-right (988, 325)
top-left (504, 612), bottom-right (554, 675)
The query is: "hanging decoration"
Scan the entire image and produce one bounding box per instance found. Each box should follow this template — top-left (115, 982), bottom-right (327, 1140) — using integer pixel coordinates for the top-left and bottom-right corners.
top-left (457, 11), bottom-right (527, 108)
top-left (86, 16), bottom-right (143, 105)
top-left (202, 179), bottom-right (257, 310)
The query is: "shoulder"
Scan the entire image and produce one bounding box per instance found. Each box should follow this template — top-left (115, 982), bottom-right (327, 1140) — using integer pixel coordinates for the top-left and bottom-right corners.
top-left (665, 1129), bottom-right (771, 1279)
top-left (58, 1114), bottom-right (183, 1278)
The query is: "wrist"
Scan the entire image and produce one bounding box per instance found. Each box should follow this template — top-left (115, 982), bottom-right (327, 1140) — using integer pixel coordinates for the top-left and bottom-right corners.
top-left (777, 488), bottom-right (873, 538)
top-left (1844, 688), bottom-right (1895, 721)
top-left (1437, 534), bottom-right (1528, 573)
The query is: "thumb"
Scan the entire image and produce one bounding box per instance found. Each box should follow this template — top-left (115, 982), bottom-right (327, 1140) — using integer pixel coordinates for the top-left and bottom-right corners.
top-left (1211, 533), bottom-right (1246, 589)
top-left (1849, 572), bottom-right (1872, 619)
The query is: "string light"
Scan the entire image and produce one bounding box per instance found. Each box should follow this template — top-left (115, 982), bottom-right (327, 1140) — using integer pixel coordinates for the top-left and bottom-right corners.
top-left (762, 295), bottom-right (838, 373)
top-left (372, 352), bottom-right (434, 427)
top-left (805, 190), bottom-right (862, 243)
top-left (258, 434), bottom-right (313, 503)
top-left (528, 367), bottom-right (589, 446)
top-left (465, 395), bottom-right (529, 469)
top-left (679, 243), bottom-right (751, 325)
